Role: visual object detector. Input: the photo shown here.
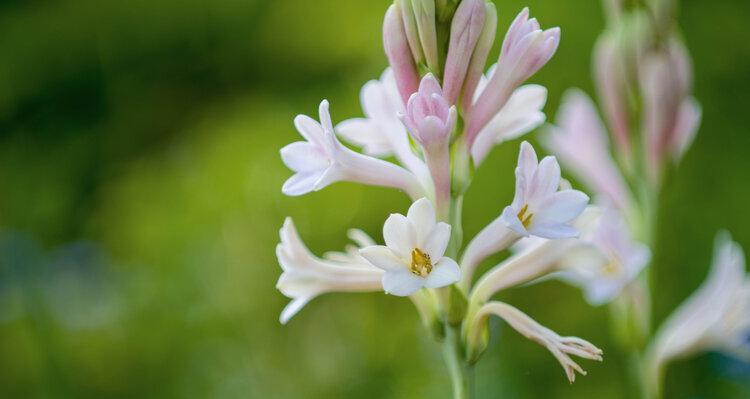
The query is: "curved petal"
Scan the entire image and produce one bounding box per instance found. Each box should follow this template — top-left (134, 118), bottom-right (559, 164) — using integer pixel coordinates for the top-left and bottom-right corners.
top-left (424, 258), bottom-right (461, 288)
top-left (360, 246), bottom-right (404, 271)
top-left (294, 114), bottom-right (324, 145)
top-left (282, 171), bottom-right (325, 196)
top-left (383, 213), bottom-right (417, 259)
top-left (407, 198), bottom-right (437, 243)
top-left (501, 205), bottom-right (529, 237)
top-left (280, 141), bottom-right (328, 172)
top-left (529, 223), bottom-right (579, 239)
top-left (382, 269), bottom-right (424, 296)
top-left (336, 118), bottom-right (392, 157)
top-left (535, 190), bottom-right (590, 224)
top-left (528, 156), bottom-right (561, 203)
top-left (422, 222), bottom-right (452, 260)
top-left (517, 141), bottom-right (539, 182)
top-left (280, 296), bottom-right (314, 324)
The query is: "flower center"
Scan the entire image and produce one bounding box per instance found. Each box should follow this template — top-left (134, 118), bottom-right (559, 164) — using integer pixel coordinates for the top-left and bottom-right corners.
top-left (410, 248), bottom-right (433, 277)
top-left (517, 204), bottom-right (533, 229)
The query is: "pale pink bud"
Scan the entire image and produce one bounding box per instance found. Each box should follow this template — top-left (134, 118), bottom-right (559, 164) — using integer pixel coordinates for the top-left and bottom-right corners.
top-left (461, 2), bottom-right (498, 114)
top-left (402, 74), bottom-right (457, 151)
top-left (397, 0), bottom-right (424, 65)
top-left (384, 4), bottom-right (421, 104)
top-left (443, 0), bottom-right (486, 105)
top-left (466, 8), bottom-right (560, 147)
top-left (594, 33), bottom-right (631, 157)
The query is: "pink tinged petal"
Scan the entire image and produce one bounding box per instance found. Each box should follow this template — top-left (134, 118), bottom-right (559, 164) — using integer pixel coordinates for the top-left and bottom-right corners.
top-left (280, 141), bottom-right (329, 173)
top-left (382, 269), bottom-right (425, 296)
top-left (359, 246), bottom-right (404, 271)
top-left (461, 2), bottom-right (497, 114)
top-left (422, 222), bottom-right (452, 260)
top-left (501, 7), bottom-right (531, 55)
top-left (593, 33), bottom-right (630, 156)
top-left (535, 190), bottom-right (590, 225)
top-left (671, 97), bottom-right (701, 162)
top-left (406, 198), bottom-right (437, 243)
top-left (383, 213), bottom-right (417, 259)
top-left (501, 205), bottom-right (529, 237)
top-left (528, 156), bottom-right (561, 203)
top-left (443, 0), bottom-right (486, 105)
top-left (424, 258), bottom-right (461, 288)
top-left (384, 5), bottom-right (420, 104)
top-left (510, 167), bottom-right (527, 209)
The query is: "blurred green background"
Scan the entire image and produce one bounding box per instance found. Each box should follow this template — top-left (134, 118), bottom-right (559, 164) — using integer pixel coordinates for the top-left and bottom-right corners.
top-left (1, 0), bottom-right (749, 398)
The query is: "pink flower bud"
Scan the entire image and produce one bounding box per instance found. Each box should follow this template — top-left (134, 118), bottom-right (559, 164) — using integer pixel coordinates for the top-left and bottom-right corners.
top-left (461, 2), bottom-right (497, 114)
top-left (443, 0), bottom-right (486, 105)
top-left (402, 74), bottom-right (457, 151)
top-left (384, 4), bottom-right (420, 104)
top-left (594, 33), bottom-right (631, 158)
top-left (466, 8), bottom-right (560, 148)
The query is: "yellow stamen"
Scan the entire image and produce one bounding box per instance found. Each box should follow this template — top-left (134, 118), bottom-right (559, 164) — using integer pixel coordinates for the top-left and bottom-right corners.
top-left (410, 248), bottom-right (433, 277)
top-left (517, 204), bottom-right (534, 229)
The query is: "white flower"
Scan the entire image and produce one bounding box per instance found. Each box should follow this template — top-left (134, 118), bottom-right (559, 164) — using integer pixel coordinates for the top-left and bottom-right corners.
top-left (276, 218), bottom-right (384, 324)
top-left (648, 232), bottom-right (750, 370)
top-left (467, 301), bottom-right (603, 382)
top-left (500, 141), bottom-right (589, 239)
top-left (336, 68), bottom-right (428, 180)
top-left (280, 99), bottom-right (424, 198)
top-left (556, 207), bottom-right (651, 305)
top-left (360, 198), bottom-right (460, 296)
top-left (471, 67), bottom-right (548, 165)
top-left (542, 89), bottom-right (636, 215)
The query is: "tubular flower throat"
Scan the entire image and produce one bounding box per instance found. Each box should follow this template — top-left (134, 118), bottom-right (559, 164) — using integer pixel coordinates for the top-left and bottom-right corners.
top-left (517, 203), bottom-right (533, 229)
top-left (410, 248), bottom-right (433, 277)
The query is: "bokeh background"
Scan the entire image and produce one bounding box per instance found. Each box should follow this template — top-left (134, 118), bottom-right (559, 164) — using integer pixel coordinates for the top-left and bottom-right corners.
top-left (1, 0), bottom-right (749, 398)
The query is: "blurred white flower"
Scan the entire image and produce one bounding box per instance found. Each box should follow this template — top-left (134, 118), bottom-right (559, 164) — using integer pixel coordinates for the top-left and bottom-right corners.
top-left (500, 141), bottom-right (589, 239)
top-left (276, 218), bottom-right (383, 324)
top-left (648, 232), bottom-right (750, 377)
top-left (467, 301), bottom-right (603, 382)
top-left (280, 100), bottom-right (424, 198)
top-left (360, 198), bottom-right (460, 296)
top-left (556, 207), bottom-right (651, 305)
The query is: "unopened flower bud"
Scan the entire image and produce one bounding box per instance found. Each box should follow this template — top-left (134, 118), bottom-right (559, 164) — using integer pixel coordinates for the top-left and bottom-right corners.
top-left (384, 4), bottom-right (421, 104)
top-left (443, 0), bottom-right (487, 105)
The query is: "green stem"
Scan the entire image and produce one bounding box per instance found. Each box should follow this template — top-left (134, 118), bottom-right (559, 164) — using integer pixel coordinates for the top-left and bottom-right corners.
top-left (443, 324), bottom-right (473, 399)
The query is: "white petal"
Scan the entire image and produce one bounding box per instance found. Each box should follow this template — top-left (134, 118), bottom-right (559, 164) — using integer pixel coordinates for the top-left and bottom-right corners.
top-left (280, 141), bottom-right (328, 172)
top-left (535, 190), bottom-right (590, 225)
top-left (383, 213), bottom-right (417, 259)
top-left (424, 258), bottom-right (461, 288)
top-left (294, 114), bottom-right (325, 145)
top-left (280, 296), bottom-right (314, 324)
top-left (407, 198), bottom-right (437, 244)
top-left (336, 118), bottom-right (392, 157)
top-left (529, 223), bottom-right (579, 239)
top-left (382, 269), bottom-right (425, 296)
top-left (422, 222), bottom-right (452, 260)
top-left (282, 171), bottom-right (325, 196)
top-left (500, 205), bottom-right (529, 237)
top-left (517, 141), bottom-right (539, 182)
top-left (528, 156), bottom-right (560, 202)
top-left (359, 246), bottom-right (404, 271)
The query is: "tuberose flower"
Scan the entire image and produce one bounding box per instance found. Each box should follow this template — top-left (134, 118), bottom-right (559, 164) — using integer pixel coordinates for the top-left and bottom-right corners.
top-left (467, 301), bottom-right (603, 382)
top-left (360, 198), bottom-right (460, 296)
top-left (276, 218), bottom-right (384, 324)
top-left (466, 8), bottom-right (560, 146)
top-left (555, 207), bottom-right (651, 305)
top-left (336, 68), bottom-right (429, 180)
top-left (500, 141), bottom-right (589, 239)
top-left (647, 232), bottom-right (750, 390)
top-left (402, 74), bottom-right (457, 151)
top-left (280, 99), bottom-right (425, 199)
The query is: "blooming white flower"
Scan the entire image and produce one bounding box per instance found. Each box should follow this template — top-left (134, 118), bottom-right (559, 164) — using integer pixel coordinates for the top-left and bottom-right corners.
top-left (500, 141), bottom-right (589, 239)
top-left (360, 198), bottom-right (460, 296)
top-left (276, 218), bottom-right (384, 324)
top-left (336, 68), bottom-right (429, 180)
top-left (471, 65), bottom-right (547, 165)
top-left (542, 89), bottom-right (636, 215)
top-left (280, 99), bottom-right (425, 198)
top-left (467, 301), bottom-right (603, 382)
top-left (648, 232), bottom-right (750, 369)
top-left (556, 207), bottom-right (651, 305)
top-left (466, 8), bottom-right (560, 146)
